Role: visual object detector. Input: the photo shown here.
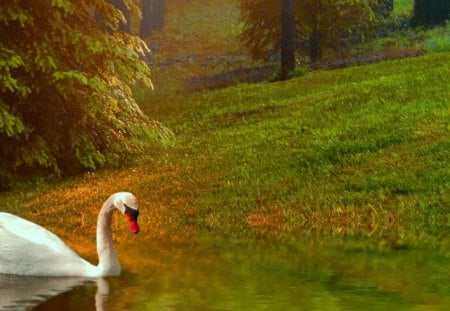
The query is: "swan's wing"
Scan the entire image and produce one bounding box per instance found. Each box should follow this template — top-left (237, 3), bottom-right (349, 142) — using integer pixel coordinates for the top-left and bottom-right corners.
top-left (0, 213), bottom-right (96, 276)
top-left (0, 212), bottom-right (75, 255)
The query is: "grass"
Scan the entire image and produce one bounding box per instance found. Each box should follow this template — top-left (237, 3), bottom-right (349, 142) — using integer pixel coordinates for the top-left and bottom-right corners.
top-left (394, 0), bottom-right (414, 17)
top-left (1, 0), bottom-right (449, 254)
top-left (2, 52), bottom-right (449, 254)
top-left (425, 23), bottom-right (450, 52)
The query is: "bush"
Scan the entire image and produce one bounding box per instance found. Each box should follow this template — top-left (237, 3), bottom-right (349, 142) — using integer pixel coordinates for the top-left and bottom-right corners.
top-left (425, 23), bottom-right (450, 52)
top-left (0, 1), bottom-right (167, 189)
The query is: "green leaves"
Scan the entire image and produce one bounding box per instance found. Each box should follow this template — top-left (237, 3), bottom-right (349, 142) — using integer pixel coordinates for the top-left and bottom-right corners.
top-left (0, 47), bottom-right (29, 95)
top-left (0, 4), bottom-right (30, 26)
top-left (52, 71), bottom-right (88, 85)
top-left (0, 1), bottom-right (161, 188)
top-left (0, 50), bottom-right (23, 68)
top-left (0, 103), bottom-right (26, 137)
top-left (51, 0), bottom-right (72, 13)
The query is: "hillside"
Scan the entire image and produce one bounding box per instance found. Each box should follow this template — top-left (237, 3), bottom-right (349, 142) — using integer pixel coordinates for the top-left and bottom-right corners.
top-left (3, 52), bottom-right (449, 251)
top-left (144, 51), bottom-right (449, 246)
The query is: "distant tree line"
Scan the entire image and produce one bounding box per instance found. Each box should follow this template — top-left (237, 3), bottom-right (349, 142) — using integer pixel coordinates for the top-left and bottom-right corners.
top-left (240, 0), bottom-right (449, 79)
top-left (239, 0), bottom-right (386, 78)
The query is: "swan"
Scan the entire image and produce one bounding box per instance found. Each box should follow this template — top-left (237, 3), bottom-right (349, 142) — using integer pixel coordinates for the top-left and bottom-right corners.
top-left (0, 192), bottom-right (140, 277)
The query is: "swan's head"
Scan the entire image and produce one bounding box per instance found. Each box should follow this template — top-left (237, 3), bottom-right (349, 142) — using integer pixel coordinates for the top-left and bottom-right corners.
top-left (112, 192), bottom-right (140, 234)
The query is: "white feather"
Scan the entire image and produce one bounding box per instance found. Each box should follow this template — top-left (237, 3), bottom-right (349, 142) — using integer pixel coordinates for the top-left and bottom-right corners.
top-left (0, 192), bottom-right (139, 277)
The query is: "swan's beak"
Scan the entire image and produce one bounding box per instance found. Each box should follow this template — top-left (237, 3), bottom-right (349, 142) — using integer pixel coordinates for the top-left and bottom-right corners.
top-left (126, 213), bottom-right (140, 234)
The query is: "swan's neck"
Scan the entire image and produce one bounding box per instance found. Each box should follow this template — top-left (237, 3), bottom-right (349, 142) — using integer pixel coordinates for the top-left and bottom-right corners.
top-left (96, 200), bottom-right (120, 276)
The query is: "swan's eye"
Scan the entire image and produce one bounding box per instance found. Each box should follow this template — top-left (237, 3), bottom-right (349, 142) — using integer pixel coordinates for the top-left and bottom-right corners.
top-left (124, 204), bottom-right (139, 221)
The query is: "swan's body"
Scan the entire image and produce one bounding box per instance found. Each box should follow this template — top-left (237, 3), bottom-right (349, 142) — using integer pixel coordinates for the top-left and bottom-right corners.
top-left (0, 192), bottom-right (140, 277)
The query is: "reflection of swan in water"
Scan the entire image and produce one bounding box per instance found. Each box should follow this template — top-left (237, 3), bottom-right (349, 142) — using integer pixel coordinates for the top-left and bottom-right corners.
top-left (0, 275), bottom-right (109, 311)
top-left (95, 278), bottom-right (109, 311)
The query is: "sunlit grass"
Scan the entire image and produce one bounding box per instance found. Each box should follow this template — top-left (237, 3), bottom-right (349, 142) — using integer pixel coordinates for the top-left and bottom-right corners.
top-left (2, 52), bottom-right (449, 255)
top-left (425, 23), bottom-right (450, 52)
top-left (394, 0), bottom-right (414, 17)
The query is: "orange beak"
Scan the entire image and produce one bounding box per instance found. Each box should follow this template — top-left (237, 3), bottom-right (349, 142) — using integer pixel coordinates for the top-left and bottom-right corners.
top-left (126, 213), bottom-right (140, 234)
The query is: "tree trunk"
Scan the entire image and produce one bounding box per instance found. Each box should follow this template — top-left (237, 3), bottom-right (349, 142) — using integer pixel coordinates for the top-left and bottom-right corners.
top-left (309, 29), bottom-right (320, 63)
top-left (141, 0), bottom-right (166, 37)
top-left (412, 0), bottom-right (450, 27)
top-left (280, 0), bottom-right (296, 80)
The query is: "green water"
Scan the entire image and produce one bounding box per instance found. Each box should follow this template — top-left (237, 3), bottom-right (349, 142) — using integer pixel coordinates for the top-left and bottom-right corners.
top-left (6, 240), bottom-right (441, 311)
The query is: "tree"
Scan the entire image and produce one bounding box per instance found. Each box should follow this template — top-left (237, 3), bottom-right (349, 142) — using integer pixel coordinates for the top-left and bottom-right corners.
top-left (412, 0), bottom-right (450, 27)
top-left (280, 0), bottom-right (296, 79)
top-left (238, 0), bottom-right (377, 63)
top-left (141, 0), bottom-right (166, 37)
top-left (0, 1), bottom-right (167, 188)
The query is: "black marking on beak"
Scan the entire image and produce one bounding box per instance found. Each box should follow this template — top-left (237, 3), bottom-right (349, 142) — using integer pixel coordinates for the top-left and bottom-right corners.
top-left (124, 204), bottom-right (139, 221)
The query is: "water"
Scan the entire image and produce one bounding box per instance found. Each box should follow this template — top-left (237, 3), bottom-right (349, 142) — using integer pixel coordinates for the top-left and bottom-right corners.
top-left (1, 240), bottom-right (449, 310)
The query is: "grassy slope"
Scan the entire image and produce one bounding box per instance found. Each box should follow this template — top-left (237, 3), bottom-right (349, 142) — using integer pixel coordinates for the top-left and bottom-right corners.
top-left (394, 0), bottom-right (413, 16)
top-left (2, 52), bottom-right (449, 253)
top-left (147, 52), bottom-right (449, 248)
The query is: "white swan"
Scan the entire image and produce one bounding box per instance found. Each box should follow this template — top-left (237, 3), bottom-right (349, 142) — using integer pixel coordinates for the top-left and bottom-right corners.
top-left (0, 192), bottom-right (140, 277)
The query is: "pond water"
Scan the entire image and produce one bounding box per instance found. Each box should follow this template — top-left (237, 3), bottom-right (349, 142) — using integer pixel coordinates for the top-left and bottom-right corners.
top-left (1, 240), bottom-right (449, 311)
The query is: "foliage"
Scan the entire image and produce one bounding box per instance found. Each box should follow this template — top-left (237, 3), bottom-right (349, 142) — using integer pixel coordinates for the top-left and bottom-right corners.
top-left (238, 0), bottom-right (381, 62)
top-left (362, 22), bottom-right (450, 55)
top-left (0, 0), bottom-right (170, 189)
top-left (393, 0), bottom-right (413, 16)
top-left (425, 23), bottom-right (450, 52)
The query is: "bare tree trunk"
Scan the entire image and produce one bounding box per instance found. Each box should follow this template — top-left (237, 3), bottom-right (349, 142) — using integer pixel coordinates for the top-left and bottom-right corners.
top-left (141, 0), bottom-right (166, 37)
top-left (412, 0), bottom-right (450, 27)
top-left (280, 0), bottom-right (296, 80)
top-left (309, 29), bottom-right (320, 63)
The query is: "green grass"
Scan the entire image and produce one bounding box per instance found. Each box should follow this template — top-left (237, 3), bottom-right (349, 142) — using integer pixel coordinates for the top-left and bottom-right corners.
top-left (367, 22), bottom-right (450, 56)
top-left (2, 52), bottom-right (449, 253)
top-left (425, 23), bottom-right (450, 52)
top-left (149, 52), bottom-right (449, 245)
top-left (394, 0), bottom-right (414, 17)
